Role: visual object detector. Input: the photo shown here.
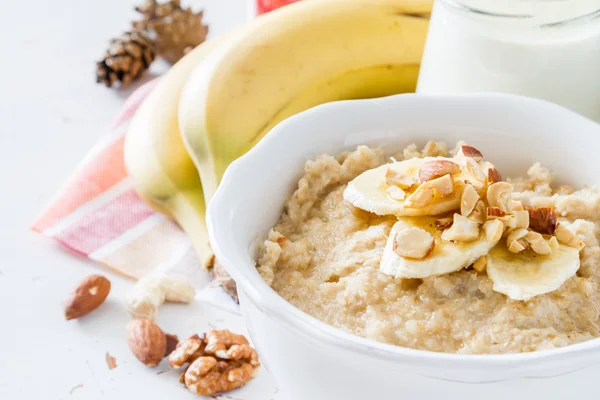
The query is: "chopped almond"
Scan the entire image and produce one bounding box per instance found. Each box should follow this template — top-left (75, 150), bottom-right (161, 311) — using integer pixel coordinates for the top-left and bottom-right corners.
top-left (442, 214), bottom-right (480, 242)
top-left (508, 239), bottom-right (527, 253)
top-left (386, 186), bottom-right (406, 201)
top-left (486, 182), bottom-right (513, 213)
top-left (426, 174), bottom-right (454, 196)
top-left (461, 184), bottom-right (480, 217)
top-left (418, 160), bottom-right (460, 182)
top-left (385, 166), bottom-right (416, 189)
top-left (435, 217), bottom-right (453, 230)
top-left (487, 208), bottom-right (517, 232)
top-left (460, 145), bottom-right (483, 161)
top-left (548, 236), bottom-right (560, 251)
top-left (487, 166), bottom-right (502, 183)
top-left (468, 200), bottom-right (487, 224)
top-left (511, 200), bottom-right (524, 211)
top-left (464, 158), bottom-right (487, 188)
top-left (487, 207), bottom-right (507, 218)
top-left (404, 186), bottom-right (434, 208)
top-left (507, 228), bottom-right (528, 243)
top-left (473, 257), bottom-right (487, 272)
top-left (507, 229), bottom-right (529, 254)
top-left (393, 227), bottom-right (435, 259)
top-left (483, 219), bottom-right (503, 243)
top-left (513, 210), bottom-right (530, 230)
top-left (527, 207), bottom-right (557, 235)
top-left (554, 223), bottom-right (585, 251)
top-left (525, 231), bottom-right (552, 255)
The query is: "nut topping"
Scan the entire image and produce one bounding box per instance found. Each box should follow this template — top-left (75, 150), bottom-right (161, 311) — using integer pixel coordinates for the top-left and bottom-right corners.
top-left (511, 200), bottom-right (524, 211)
top-left (506, 229), bottom-right (528, 253)
top-left (483, 219), bottom-right (504, 243)
top-left (508, 239), bottom-right (527, 253)
top-left (506, 229), bottom-right (528, 254)
top-left (554, 223), bottom-right (585, 251)
top-left (527, 207), bottom-right (557, 235)
top-left (468, 200), bottom-right (487, 224)
top-left (418, 160), bottom-right (460, 182)
top-left (487, 207), bottom-right (507, 218)
top-left (548, 236), bottom-right (560, 251)
top-left (460, 145), bottom-right (483, 161)
top-left (442, 214), bottom-right (480, 242)
top-left (487, 166), bottom-right (502, 183)
top-left (464, 158), bottom-right (488, 188)
top-left (385, 166), bottom-right (416, 189)
top-left (393, 227), bottom-right (435, 259)
top-left (461, 184), bottom-right (480, 217)
top-left (435, 217), bottom-right (453, 230)
top-left (426, 174), bottom-right (454, 196)
top-left (513, 210), bottom-right (530, 230)
top-left (486, 182), bottom-right (514, 213)
top-left (404, 185), bottom-right (434, 208)
top-left (487, 207), bottom-right (516, 231)
top-left (525, 231), bottom-right (552, 255)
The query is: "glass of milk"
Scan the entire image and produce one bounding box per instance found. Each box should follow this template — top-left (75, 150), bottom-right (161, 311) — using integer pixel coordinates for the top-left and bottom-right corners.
top-left (417, 0), bottom-right (600, 122)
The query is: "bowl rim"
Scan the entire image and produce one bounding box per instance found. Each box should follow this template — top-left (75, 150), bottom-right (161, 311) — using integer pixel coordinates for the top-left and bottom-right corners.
top-left (207, 92), bottom-right (600, 368)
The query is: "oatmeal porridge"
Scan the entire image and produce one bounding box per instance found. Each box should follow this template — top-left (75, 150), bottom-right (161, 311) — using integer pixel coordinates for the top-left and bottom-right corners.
top-left (256, 141), bottom-right (600, 354)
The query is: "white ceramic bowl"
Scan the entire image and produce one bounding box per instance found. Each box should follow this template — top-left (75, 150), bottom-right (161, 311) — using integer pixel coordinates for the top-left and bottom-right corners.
top-left (207, 93), bottom-right (600, 400)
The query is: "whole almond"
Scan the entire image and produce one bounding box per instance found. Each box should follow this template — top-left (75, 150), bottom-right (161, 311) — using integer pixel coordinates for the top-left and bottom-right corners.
top-left (126, 319), bottom-right (167, 367)
top-left (63, 274), bottom-right (111, 320)
top-left (418, 160), bottom-right (460, 182)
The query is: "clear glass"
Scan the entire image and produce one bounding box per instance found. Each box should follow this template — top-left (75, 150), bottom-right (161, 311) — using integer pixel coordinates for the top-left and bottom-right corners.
top-left (417, 0), bottom-right (600, 121)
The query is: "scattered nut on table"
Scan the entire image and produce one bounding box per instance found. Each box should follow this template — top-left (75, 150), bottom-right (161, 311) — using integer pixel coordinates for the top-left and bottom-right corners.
top-left (168, 329), bottom-right (260, 396)
top-left (63, 274), bottom-right (111, 320)
top-left (126, 319), bottom-right (174, 367)
top-left (126, 275), bottom-right (195, 321)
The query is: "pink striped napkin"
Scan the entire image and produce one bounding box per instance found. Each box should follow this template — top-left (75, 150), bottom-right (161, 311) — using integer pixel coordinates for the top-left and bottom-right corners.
top-left (32, 79), bottom-right (237, 312)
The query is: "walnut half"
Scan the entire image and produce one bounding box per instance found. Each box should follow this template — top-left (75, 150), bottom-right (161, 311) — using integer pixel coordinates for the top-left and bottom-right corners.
top-left (168, 330), bottom-right (260, 396)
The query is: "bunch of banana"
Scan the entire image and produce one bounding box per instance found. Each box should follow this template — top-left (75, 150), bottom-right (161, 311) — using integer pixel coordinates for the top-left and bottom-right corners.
top-left (125, 0), bottom-right (433, 269)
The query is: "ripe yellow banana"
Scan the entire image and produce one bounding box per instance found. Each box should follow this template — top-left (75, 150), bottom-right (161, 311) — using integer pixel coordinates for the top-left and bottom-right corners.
top-left (124, 36), bottom-right (232, 269)
top-left (179, 0), bottom-right (432, 203)
top-left (125, 0), bottom-right (432, 270)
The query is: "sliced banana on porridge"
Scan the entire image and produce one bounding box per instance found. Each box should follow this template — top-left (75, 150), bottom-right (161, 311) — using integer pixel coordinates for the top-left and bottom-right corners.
top-left (344, 153), bottom-right (498, 217)
top-left (367, 145), bottom-right (588, 301)
top-left (486, 237), bottom-right (581, 301)
top-left (380, 216), bottom-right (503, 279)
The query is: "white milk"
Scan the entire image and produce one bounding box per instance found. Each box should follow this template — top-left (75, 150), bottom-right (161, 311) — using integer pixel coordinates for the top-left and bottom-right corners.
top-left (417, 0), bottom-right (600, 122)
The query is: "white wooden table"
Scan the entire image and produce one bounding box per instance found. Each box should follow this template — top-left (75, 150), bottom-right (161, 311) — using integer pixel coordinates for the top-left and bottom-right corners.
top-left (0, 1), bottom-right (282, 398)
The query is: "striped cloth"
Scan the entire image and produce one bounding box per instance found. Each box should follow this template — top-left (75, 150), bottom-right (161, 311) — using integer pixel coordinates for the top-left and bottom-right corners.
top-left (32, 80), bottom-right (237, 312)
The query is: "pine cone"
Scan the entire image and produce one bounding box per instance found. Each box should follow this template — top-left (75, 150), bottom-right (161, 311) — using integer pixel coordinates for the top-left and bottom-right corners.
top-left (96, 31), bottom-right (155, 88)
top-left (133, 0), bottom-right (208, 64)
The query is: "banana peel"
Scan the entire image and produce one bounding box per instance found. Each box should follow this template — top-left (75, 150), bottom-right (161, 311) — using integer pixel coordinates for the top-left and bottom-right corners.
top-left (124, 36), bottom-right (232, 269)
top-left (125, 0), bottom-right (432, 278)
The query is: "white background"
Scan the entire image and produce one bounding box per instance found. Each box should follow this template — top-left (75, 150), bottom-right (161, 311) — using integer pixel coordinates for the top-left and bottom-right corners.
top-left (0, 0), bottom-right (283, 398)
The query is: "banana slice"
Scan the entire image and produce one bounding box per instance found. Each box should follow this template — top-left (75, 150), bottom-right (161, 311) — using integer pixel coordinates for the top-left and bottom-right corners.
top-left (486, 241), bottom-right (580, 301)
top-left (380, 217), bottom-right (502, 279)
top-left (344, 157), bottom-right (466, 216)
